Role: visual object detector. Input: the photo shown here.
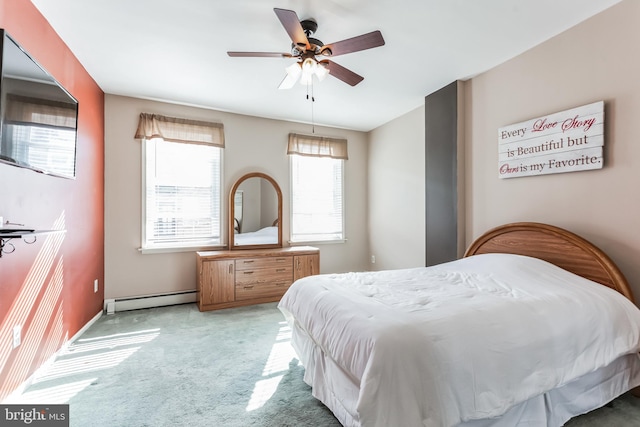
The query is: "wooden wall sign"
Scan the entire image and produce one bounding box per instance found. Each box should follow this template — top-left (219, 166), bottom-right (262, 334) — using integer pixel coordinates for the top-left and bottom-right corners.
top-left (498, 101), bottom-right (604, 179)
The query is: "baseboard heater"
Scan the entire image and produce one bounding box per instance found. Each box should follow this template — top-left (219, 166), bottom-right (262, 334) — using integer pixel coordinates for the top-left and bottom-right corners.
top-left (104, 290), bottom-right (197, 314)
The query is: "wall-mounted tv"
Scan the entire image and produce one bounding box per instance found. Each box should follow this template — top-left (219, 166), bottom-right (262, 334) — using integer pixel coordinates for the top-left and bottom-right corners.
top-left (0, 29), bottom-right (79, 179)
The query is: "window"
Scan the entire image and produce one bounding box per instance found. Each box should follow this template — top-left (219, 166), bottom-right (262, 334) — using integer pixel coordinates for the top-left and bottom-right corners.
top-left (288, 133), bottom-right (347, 243)
top-left (136, 113), bottom-right (224, 250)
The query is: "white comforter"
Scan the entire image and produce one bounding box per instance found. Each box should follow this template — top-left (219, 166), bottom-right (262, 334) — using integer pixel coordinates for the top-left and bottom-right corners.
top-left (278, 253), bottom-right (640, 427)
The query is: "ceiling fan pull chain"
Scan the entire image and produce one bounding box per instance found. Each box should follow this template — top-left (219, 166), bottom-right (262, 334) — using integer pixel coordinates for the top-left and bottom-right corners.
top-left (310, 82), bottom-right (315, 133)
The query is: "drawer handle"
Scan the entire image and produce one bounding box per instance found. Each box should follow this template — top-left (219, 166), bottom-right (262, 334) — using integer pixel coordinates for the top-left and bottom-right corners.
top-left (243, 271), bottom-right (254, 275)
top-left (243, 285), bottom-right (254, 290)
top-left (276, 258), bottom-right (287, 262)
top-left (276, 268), bottom-right (286, 272)
top-left (275, 282), bottom-right (287, 287)
top-left (243, 260), bottom-right (255, 264)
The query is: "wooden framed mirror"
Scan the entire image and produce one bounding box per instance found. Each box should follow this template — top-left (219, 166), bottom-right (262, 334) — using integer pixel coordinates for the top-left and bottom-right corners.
top-left (228, 172), bottom-right (282, 249)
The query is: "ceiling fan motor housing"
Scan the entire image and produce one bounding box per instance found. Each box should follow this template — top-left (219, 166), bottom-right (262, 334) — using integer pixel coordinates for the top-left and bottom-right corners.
top-left (291, 38), bottom-right (327, 56)
top-left (300, 18), bottom-right (318, 35)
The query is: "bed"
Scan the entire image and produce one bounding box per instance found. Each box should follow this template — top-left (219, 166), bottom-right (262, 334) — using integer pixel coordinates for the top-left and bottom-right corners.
top-left (278, 222), bottom-right (640, 427)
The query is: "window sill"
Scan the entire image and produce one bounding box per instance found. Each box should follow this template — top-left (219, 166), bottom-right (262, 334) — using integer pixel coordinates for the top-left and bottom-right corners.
top-left (139, 244), bottom-right (226, 254)
top-left (289, 239), bottom-right (346, 246)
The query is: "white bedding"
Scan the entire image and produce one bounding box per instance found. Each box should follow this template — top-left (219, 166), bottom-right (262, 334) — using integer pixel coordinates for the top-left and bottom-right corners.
top-left (278, 253), bottom-right (640, 427)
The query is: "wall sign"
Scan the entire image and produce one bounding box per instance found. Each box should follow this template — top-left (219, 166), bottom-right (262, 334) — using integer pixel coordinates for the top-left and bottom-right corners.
top-left (498, 101), bottom-right (604, 179)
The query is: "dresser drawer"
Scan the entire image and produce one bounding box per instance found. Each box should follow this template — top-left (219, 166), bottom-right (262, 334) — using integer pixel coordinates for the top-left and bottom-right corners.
top-left (235, 265), bottom-right (293, 286)
top-left (235, 280), bottom-right (292, 300)
top-left (235, 256), bottom-right (291, 271)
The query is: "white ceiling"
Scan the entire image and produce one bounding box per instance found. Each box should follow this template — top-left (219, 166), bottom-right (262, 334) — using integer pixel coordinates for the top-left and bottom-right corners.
top-left (30, 0), bottom-right (621, 132)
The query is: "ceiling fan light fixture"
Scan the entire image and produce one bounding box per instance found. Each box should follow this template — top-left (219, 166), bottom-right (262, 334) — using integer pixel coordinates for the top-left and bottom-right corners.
top-left (296, 58), bottom-right (328, 85)
top-left (285, 61), bottom-right (302, 79)
top-left (315, 63), bottom-right (329, 81)
top-left (301, 58), bottom-right (316, 72)
top-left (299, 73), bottom-right (313, 86)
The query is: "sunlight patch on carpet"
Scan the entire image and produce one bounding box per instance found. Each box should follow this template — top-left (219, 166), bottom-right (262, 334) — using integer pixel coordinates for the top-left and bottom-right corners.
top-left (8, 328), bottom-right (162, 405)
top-left (28, 329), bottom-right (161, 385)
top-left (5, 378), bottom-right (97, 404)
top-left (246, 321), bottom-right (296, 411)
top-left (246, 375), bottom-right (285, 411)
top-left (262, 342), bottom-right (296, 376)
top-left (61, 329), bottom-right (161, 354)
top-left (32, 347), bottom-right (141, 383)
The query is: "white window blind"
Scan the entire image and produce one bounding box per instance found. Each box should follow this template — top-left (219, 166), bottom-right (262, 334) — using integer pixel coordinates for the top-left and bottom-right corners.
top-left (290, 154), bottom-right (344, 242)
top-left (144, 138), bottom-right (222, 248)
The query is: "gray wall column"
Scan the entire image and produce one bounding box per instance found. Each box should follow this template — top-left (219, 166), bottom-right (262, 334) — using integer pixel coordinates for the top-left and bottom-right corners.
top-left (425, 81), bottom-right (462, 266)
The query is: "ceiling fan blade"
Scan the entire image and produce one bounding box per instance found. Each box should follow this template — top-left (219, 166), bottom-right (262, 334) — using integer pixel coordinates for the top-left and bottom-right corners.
top-left (227, 51), bottom-right (293, 58)
top-left (321, 30), bottom-right (385, 57)
top-left (274, 8), bottom-right (310, 51)
top-left (320, 60), bottom-right (364, 86)
top-left (278, 72), bottom-right (299, 90)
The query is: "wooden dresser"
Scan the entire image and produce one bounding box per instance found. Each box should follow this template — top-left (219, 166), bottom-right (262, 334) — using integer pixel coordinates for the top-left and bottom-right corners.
top-left (196, 246), bottom-right (319, 311)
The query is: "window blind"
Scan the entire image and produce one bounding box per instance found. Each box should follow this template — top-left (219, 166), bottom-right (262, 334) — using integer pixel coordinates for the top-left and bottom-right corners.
top-left (290, 155), bottom-right (344, 242)
top-left (145, 138), bottom-right (221, 247)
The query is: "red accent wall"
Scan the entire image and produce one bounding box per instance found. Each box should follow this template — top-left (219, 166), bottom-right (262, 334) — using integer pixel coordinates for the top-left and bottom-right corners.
top-left (0, 0), bottom-right (105, 400)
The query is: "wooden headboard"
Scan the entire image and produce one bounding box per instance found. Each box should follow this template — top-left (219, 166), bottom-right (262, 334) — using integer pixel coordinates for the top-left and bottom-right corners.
top-left (464, 222), bottom-right (634, 303)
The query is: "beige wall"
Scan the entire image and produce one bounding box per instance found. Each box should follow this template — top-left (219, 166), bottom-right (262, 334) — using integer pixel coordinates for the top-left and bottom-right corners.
top-left (105, 95), bottom-right (369, 300)
top-left (465, 0), bottom-right (640, 297)
top-left (368, 105), bottom-right (426, 270)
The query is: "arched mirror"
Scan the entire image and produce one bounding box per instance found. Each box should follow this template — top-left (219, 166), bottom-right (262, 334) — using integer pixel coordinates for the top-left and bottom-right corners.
top-left (229, 172), bottom-right (282, 249)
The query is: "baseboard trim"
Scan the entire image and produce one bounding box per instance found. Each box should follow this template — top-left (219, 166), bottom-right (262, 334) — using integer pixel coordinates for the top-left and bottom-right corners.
top-left (104, 290), bottom-right (197, 313)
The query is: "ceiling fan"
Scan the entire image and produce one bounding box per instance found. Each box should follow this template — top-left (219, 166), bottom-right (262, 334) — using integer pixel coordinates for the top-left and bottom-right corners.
top-left (227, 8), bottom-right (385, 89)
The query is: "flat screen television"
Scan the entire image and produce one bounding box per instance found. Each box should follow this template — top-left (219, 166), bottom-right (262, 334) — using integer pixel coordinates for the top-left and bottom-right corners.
top-left (0, 29), bottom-right (79, 179)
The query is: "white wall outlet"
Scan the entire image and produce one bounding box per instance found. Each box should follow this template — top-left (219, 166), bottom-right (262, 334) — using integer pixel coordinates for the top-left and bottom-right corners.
top-left (94, 279), bottom-right (99, 293)
top-left (13, 325), bottom-right (21, 348)
top-left (371, 255), bottom-right (376, 264)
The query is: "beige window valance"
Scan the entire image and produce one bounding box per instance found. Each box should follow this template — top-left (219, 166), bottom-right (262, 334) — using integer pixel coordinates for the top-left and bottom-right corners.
top-left (134, 113), bottom-right (225, 147)
top-left (5, 94), bottom-right (77, 129)
top-left (287, 133), bottom-right (348, 160)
